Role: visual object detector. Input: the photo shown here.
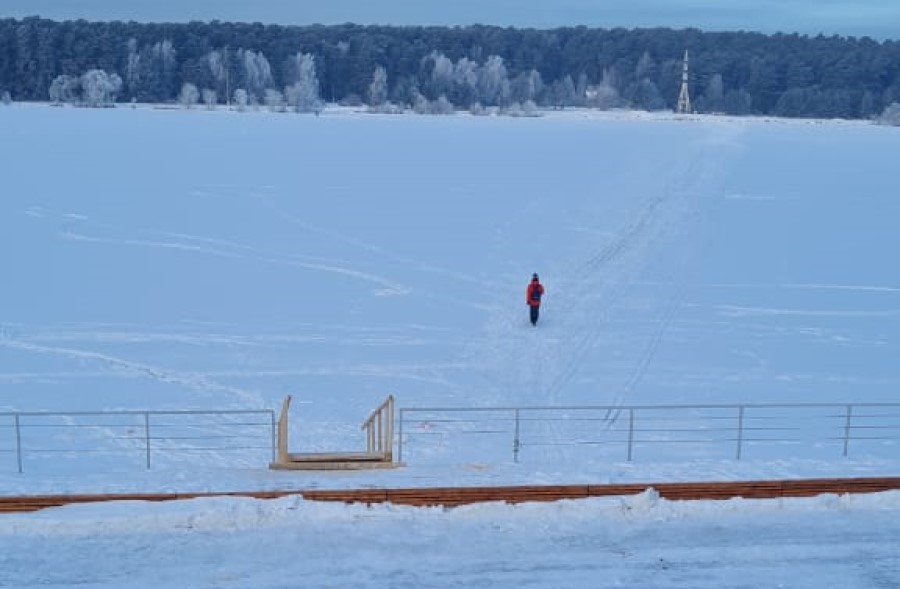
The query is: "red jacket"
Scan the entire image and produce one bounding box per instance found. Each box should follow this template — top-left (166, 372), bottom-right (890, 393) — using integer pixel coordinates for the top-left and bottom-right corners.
top-left (526, 279), bottom-right (544, 307)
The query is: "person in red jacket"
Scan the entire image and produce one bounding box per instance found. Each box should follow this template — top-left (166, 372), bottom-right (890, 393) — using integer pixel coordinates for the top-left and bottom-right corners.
top-left (526, 273), bottom-right (545, 326)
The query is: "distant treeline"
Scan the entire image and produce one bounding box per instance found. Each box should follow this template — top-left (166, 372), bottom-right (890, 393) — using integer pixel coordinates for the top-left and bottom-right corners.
top-left (2, 16), bottom-right (900, 118)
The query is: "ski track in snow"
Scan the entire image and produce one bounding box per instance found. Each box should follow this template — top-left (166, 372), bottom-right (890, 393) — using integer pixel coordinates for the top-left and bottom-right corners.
top-left (253, 192), bottom-right (489, 287)
top-left (46, 201), bottom-right (497, 311)
top-left (463, 124), bottom-right (743, 462)
top-left (60, 228), bottom-right (411, 296)
top-left (250, 192), bottom-right (505, 310)
top-left (0, 336), bottom-right (264, 407)
top-left (715, 305), bottom-right (900, 319)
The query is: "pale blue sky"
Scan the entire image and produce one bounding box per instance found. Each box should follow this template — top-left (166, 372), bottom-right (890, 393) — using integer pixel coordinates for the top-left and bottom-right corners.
top-left (2, 0), bottom-right (898, 40)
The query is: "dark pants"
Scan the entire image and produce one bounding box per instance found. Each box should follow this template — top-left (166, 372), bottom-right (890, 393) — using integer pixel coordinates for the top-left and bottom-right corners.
top-left (529, 305), bottom-right (540, 325)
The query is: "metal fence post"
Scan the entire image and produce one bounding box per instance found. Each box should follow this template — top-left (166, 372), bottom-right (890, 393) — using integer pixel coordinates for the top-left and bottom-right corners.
top-left (397, 409), bottom-right (404, 463)
top-left (736, 405), bottom-right (745, 460)
top-left (15, 414), bottom-right (23, 474)
top-left (513, 409), bottom-right (520, 463)
top-left (270, 410), bottom-right (277, 463)
top-left (843, 404), bottom-right (853, 458)
top-left (144, 412), bottom-right (151, 470)
top-left (627, 409), bottom-right (634, 461)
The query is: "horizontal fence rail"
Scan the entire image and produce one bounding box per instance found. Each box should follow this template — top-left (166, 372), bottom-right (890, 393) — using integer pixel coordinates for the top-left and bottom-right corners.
top-left (397, 403), bottom-right (900, 465)
top-left (0, 409), bottom-right (276, 473)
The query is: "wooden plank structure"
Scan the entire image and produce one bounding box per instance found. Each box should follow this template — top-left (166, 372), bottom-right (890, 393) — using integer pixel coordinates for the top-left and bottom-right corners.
top-left (268, 395), bottom-right (400, 470)
top-left (2, 477), bottom-right (898, 514)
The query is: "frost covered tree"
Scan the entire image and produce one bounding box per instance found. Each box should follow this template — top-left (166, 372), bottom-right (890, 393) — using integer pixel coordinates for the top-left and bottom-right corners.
top-left (585, 84), bottom-right (619, 109)
top-left (635, 51), bottom-right (657, 81)
top-left (705, 73), bottom-right (725, 113)
top-left (585, 69), bottom-right (621, 110)
top-left (1, 90), bottom-right (11, 105)
top-left (207, 49), bottom-right (229, 104)
top-left (81, 70), bottom-right (122, 107)
top-left (239, 49), bottom-right (273, 101)
top-left (368, 66), bottom-right (388, 108)
top-left (877, 102), bottom-right (900, 126)
top-left (511, 69), bottom-right (543, 105)
top-left (201, 88), bottom-right (217, 109)
top-left (453, 57), bottom-right (479, 106)
top-left (478, 56), bottom-right (510, 107)
top-left (630, 78), bottom-right (665, 111)
top-left (424, 51), bottom-right (454, 100)
top-left (431, 95), bottom-right (454, 114)
top-left (144, 40), bottom-right (177, 102)
top-left (264, 88), bottom-right (285, 112)
top-left (233, 88), bottom-right (248, 111)
top-left (125, 38), bottom-right (140, 101)
top-left (283, 52), bottom-right (321, 112)
top-left (412, 91), bottom-right (429, 114)
top-left (412, 92), bottom-right (454, 114)
top-left (179, 83), bottom-right (199, 108)
top-left (48, 74), bottom-right (80, 105)
top-left (548, 75), bottom-right (578, 109)
top-left (505, 100), bottom-right (538, 117)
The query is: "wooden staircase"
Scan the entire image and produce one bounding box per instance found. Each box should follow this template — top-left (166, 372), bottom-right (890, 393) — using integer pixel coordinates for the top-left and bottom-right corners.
top-left (269, 395), bottom-right (400, 471)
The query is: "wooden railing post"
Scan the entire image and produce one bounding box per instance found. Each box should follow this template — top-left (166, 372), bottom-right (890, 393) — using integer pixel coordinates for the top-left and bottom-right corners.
top-left (361, 395), bottom-right (394, 461)
top-left (276, 396), bottom-right (292, 462)
top-left (384, 395), bottom-right (394, 461)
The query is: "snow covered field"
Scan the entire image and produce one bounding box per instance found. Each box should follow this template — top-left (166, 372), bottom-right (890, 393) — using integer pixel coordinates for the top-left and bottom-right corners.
top-left (1, 104), bottom-right (898, 587)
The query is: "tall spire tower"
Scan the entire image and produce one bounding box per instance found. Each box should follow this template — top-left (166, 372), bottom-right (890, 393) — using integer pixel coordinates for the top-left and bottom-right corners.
top-left (676, 49), bottom-right (691, 114)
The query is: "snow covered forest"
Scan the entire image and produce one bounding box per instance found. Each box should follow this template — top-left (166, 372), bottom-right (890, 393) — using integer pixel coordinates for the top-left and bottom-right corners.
top-left (2, 16), bottom-right (900, 118)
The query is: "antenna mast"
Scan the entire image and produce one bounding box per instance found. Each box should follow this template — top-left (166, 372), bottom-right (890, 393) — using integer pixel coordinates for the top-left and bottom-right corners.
top-left (677, 49), bottom-right (691, 114)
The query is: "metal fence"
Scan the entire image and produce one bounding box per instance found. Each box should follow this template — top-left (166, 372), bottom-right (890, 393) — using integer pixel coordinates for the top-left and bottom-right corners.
top-left (5, 403), bottom-right (898, 473)
top-left (397, 403), bottom-right (900, 464)
top-left (0, 409), bottom-right (276, 473)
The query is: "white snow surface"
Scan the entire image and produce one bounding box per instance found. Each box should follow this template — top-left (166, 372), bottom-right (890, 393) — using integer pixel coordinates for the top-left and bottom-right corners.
top-left (1, 104), bottom-right (899, 587)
